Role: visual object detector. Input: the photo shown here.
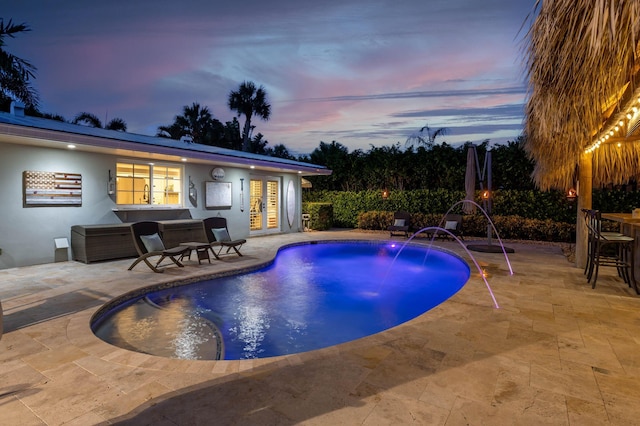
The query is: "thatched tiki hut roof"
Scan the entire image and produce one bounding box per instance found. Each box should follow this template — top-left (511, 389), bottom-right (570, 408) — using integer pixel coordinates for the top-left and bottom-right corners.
top-left (524, 0), bottom-right (640, 190)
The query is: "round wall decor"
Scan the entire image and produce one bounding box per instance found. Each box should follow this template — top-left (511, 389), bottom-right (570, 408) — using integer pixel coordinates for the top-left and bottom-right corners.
top-left (211, 167), bottom-right (225, 180)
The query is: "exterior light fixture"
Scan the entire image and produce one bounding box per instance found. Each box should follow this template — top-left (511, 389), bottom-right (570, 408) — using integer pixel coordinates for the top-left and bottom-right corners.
top-left (567, 188), bottom-right (577, 201)
top-left (381, 189), bottom-right (389, 200)
top-left (107, 170), bottom-right (115, 194)
top-left (67, 144), bottom-right (76, 149)
top-left (482, 190), bottom-right (490, 199)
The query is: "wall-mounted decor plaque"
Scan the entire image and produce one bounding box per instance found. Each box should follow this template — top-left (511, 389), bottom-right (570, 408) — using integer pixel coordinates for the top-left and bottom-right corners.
top-left (23, 171), bottom-right (82, 206)
top-left (205, 181), bottom-right (232, 208)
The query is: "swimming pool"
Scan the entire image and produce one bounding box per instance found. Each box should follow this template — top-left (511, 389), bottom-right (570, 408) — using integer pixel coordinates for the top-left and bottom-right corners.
top-left (91, 240), bottom-right (470, 360)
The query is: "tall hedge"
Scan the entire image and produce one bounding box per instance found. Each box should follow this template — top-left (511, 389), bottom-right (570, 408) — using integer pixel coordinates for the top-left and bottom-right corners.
top-left (303, 189), bottom-right (579, 228)
top-left (301, 202), bottom-right (334, 230)
top-left (357, 211), bottom-right (575, 242)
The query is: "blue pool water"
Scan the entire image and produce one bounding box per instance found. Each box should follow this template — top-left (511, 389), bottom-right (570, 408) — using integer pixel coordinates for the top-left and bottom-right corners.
top-left (92, 241), bottom-right (470, 360)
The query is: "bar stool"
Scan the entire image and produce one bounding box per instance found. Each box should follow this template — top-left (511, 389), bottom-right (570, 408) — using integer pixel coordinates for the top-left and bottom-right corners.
top-left (584, 210), bottom-right (638, 293)
top-left (582, 209), bottom-right (624, 277)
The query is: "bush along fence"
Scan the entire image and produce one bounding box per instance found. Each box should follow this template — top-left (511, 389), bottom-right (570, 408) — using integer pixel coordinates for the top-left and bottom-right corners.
top-left (302, 188), bottom-right (640, 242)
top-left (358, 211), bottom-right (575, 242)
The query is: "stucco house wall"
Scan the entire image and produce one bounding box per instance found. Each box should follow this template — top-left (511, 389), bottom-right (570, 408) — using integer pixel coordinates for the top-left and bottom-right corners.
top-left (0, 108), bottom-right (328, 269)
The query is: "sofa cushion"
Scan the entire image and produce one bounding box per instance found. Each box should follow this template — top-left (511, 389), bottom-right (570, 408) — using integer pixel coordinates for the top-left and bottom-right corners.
top-left (140, 233), bottom-right (165, 252)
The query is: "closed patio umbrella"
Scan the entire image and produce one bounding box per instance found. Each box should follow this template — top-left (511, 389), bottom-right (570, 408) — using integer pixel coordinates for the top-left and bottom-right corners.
top-left (463, 146), bottom-right (476, 214)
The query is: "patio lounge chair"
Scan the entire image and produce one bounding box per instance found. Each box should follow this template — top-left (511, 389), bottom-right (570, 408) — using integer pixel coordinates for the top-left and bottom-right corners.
top-left (203, 217), bottom-right (246, 257)
top-left (388, 211), bottom-right (412, 237)
top-left (128, 221), bottom-right (190, 273)
top-left (431, 213), bottom-right (464, 241)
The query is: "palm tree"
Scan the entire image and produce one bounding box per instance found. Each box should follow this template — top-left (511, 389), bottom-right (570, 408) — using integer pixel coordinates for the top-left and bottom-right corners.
top-left (158, 102), bottom-right (227, 145)
top-left (104, 117), bottom-right (127, 131)
top-left (156, 122), bottom-right (185, 140)
top-left (73, 112), bottom-right (102, 127)
top-left (406, 123), bottom-right (448, 148)
top-left (174, 103), bottom-right (216, 144)
top-left (0, 19), bottom-right (38, 108)
top-left (72, 112), bottom-right (127, 131)
top-left (158, 102), bottom-right (224, 145)
top-left (227, 81), bottom-right (271, 152)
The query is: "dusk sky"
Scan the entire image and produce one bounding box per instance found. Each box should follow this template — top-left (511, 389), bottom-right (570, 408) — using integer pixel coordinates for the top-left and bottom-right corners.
top-left (5, 1), bottom-right (534, 155)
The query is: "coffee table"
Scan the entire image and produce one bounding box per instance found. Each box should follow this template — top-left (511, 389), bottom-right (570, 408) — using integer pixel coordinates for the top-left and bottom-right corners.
top-left (179, 242), bottom-right (211, 264)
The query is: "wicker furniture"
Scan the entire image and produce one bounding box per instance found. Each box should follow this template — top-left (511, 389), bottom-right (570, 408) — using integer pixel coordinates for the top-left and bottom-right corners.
top-left (388, 211), bottom-right (411, 238)
top-left (71, 224), bottom-right (138, 263)
top-left (71, 219), bottom-right (208, 264)
top-left (203, 217), bottom-right (246, 257)
top-left (128, 221), bottom-right (190, 273)
top-left (179, 242), bottom-right (212, 264)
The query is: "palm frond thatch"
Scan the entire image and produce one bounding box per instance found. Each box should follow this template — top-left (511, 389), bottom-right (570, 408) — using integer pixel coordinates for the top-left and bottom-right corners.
top-left (524, 0), bottom-right (640, 190)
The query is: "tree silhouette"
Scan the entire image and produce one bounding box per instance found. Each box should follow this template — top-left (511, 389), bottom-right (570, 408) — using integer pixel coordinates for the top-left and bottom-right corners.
top-left (72, 112), bottom-right (127, 131)
top-left (0, 19), bottom-right (38, 109)
top-left (228, 81), bottom-right (271, 152)
top-left (406, 123), bottom-right (448, 148)
top-left (157, 102), bottom-right (225, 145)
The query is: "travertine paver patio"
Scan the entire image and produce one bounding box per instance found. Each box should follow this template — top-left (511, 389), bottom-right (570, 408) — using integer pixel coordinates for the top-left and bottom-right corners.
top-left (0, 230), bottom-right (639, 425)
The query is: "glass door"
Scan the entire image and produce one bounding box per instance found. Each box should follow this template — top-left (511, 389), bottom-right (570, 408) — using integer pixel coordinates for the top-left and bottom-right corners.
top-left (250, 179), bottom-right (263, 231)
top-left (250, 177), bottom-right (280, 234)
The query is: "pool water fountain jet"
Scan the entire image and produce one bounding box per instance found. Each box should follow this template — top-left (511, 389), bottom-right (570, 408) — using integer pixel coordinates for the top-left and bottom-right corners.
top-left (442, 199), bottom-right (514, 274)
top-left (383, 227), bottom-right (502, 309)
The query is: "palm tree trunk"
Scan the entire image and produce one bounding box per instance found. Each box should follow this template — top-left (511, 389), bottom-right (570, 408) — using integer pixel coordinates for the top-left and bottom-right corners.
top-left (242, 118), bottom-right (252, 151)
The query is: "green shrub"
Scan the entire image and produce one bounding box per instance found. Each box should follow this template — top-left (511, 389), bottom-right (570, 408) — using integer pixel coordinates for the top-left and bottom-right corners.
top-left (357, 211), bottom-right (394, 230)
top-left (302, 202), bottom-right (333, 230)
top-left (356, 210), bottom-right (575, 242)
top-left (303, 188), bottom-right (582, 227)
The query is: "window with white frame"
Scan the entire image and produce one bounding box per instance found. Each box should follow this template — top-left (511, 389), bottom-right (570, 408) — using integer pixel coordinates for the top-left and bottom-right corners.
top-left (115, 161), bottom-right (183, 206)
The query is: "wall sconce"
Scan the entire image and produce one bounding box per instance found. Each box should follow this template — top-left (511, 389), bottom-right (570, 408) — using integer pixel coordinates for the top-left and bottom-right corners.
top-left (188, 176), bottom-right (197, 203)
top-left (107, 170), bottom-right (115, 195)
top-left (567, 188), bottom-right (577, 202)
top-left (239, 178), bottom-right (245, 212)
top-left (381, 189), bottom-right (389, 200)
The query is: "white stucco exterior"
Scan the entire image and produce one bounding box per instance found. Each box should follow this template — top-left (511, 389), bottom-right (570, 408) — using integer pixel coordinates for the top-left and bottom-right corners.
top-left (0, 110), bottom-right (330, 268)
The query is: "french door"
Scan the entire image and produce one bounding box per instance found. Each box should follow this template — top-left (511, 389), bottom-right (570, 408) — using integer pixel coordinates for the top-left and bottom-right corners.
top-left (249, 177), bottom-right (280, 235)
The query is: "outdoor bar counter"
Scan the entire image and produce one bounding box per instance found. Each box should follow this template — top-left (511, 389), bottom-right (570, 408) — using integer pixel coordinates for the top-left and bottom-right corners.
top-left (601, 213), bottom-right (640, 288)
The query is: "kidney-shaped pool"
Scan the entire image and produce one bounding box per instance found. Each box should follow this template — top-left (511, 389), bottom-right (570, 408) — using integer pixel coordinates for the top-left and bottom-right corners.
top-left (91, 240), bottom-right (470, 360)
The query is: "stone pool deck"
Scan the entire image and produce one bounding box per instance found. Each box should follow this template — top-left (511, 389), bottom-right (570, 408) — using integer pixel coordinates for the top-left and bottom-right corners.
top-left (0, 230), bottom-right (639, 425)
